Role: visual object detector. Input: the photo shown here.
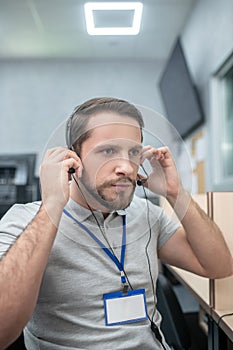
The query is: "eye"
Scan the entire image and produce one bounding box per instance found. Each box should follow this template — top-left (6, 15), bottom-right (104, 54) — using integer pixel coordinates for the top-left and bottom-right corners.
top-left (102, 148), bottom-right (115, 156)
top-left (129, 148), bottom-right (141, 157)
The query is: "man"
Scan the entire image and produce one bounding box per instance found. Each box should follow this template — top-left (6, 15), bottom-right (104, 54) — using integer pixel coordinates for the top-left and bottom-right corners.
top-left (0, 97), bottom-right (232, 350)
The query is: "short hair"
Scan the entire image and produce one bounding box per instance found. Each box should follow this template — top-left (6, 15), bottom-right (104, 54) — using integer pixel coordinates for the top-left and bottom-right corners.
top-left (66, 97), bottom-right (144, 155)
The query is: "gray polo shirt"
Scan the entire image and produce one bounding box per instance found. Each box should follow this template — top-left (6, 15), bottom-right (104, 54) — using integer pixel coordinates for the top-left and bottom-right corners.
top-left (0, 195), bottom-right (179, 349)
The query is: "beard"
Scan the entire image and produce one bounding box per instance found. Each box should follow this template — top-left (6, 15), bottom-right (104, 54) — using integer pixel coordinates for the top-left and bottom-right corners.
top-left (79, 170), bottom-right (136, 212)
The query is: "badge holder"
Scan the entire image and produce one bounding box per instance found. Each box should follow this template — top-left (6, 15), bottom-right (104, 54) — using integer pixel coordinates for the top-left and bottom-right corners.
top-left (103, 288), bottom-right (148, 326)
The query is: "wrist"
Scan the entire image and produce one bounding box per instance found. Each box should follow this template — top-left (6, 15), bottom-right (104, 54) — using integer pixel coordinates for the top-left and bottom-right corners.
top-left (40, 200), bottom-right (64, 228)
top-left (166, 185), bottom-right (183, 205)
top-left (166, 187), bottom-right (191, 221)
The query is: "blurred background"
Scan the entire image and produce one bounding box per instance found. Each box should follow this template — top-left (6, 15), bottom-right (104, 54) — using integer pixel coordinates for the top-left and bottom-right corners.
top-left (1, 2), bottom-right (233, 349)
top-left (0, 0), bottom-right (232, 215)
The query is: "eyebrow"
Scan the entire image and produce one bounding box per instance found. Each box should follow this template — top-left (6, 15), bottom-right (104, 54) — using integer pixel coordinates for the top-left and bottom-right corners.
top-left (93, 143), bottom-right (143, 152)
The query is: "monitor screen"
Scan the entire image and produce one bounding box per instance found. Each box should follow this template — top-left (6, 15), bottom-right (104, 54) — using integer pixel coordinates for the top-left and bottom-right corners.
top-left (159, 38), bottom-right (204, 139)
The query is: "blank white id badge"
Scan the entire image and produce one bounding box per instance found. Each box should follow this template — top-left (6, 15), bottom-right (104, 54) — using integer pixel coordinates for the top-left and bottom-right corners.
top-left (103, 288), bottom-right (148, 326)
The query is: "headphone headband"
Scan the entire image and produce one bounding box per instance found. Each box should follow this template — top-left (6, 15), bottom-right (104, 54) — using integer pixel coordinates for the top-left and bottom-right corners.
top-left (66, 104), bottom-right (81, 150)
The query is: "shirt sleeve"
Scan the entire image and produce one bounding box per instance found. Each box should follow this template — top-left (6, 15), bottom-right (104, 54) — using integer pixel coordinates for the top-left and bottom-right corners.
top-left (158, 212), bottom-right (180, 249)
top-left (0, 202), bottom-right (40, 259)
top-left (147, 201), bottom-right (180, 250)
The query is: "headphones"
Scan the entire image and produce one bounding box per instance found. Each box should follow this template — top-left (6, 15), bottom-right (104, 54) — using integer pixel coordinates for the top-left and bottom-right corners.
top-left (66, 109), bottom-right (79, 174)
top-left (137, 164), bottom-right (149, 186)
top-left (137, 177), bottom-right (148, 186)
top-left (66, 104), bottom-right (82, 151)
top-left (66, 106), bottom-right (149, 185)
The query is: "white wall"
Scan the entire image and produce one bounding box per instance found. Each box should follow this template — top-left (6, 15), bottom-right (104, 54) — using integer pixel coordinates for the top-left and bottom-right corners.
top-left (1, 0), bottom-right (232, 189)
top-left (179, 0), bottom-right (233, 191)
top-left (182, 0), bottom-right (233, 88)
top-left (0, 59), bottom-right (163, 173)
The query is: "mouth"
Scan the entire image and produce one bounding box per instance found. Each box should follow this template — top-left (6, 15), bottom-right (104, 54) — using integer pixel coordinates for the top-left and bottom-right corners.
top-left (111, 181), bottom-right (134, 191)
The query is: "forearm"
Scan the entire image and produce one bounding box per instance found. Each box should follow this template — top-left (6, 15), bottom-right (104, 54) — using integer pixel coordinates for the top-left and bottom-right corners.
top-left (0, 203), bottom-right (61, 348)
top-left (167, 188), bottom-right (233, 278)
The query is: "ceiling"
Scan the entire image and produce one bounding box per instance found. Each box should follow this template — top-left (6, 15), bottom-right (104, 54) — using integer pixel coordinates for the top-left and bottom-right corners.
top-left (0, 0), bottom-right (197, 61)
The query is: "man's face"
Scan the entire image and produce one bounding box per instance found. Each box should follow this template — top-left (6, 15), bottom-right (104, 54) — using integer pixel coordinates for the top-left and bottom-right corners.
top-left (78, 112), bottom-right (142, 211)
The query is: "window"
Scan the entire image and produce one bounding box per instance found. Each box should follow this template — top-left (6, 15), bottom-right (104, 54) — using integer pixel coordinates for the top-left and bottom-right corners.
top-left (210, 53), bottom-right (233, 190)
top-left (222, 65), bottom-right (233, 178)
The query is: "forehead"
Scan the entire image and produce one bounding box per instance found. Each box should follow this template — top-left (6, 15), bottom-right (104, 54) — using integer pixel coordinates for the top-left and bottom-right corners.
top-left (84, 112), bottom-right (142, 145)
top-left (87, 111), bottom-right (140, 128)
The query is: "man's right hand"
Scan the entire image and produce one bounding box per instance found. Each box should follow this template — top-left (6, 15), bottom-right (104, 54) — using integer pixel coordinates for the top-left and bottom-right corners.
top-left (39, 147), bottom-right (82, 218)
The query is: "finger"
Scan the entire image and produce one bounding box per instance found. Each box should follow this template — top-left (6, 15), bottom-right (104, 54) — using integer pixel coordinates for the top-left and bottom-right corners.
top-left (44, 147), bottom-right (68, 160)
top-left (64, 149), bottom-right (80, 162)
top-left (42, 148), bottom-right (83, 181)
top-left (153, 147), bottom-right (170, 160)
top-left (140, 147), bottom-right (173, 172)
top-left (136, 174), bottom-right (149, 188)
top-left (140, 145), bottom-right (154, 163)
top-left (44, 148), bottom-right (81, 168)
top-left (63, 158), bottom-right (83, 177)
top-left (142, 146), bottom-right (170, 162)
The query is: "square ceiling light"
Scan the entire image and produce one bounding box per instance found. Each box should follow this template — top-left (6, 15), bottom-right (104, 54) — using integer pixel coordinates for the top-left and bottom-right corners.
top-left (84, 2), bottom-right (143, 35)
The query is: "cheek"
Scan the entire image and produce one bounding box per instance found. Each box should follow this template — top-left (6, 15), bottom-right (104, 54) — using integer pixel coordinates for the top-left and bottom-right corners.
top-left (95, 163), bottom-right (114, 182)
top-left (82, 157), bottom-right (113, 183)
top-left (82, 152), bottom-right (102, 172)
top-left (82, 155), bottom-right (139, 183)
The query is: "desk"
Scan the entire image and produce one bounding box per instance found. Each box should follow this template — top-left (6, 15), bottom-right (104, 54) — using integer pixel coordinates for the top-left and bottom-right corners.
top-left (168, 265), bottom-right (233, 349)
top-left (210, 192), bottom-right (233, 348)
top-left (161, 192), bottom-right (233, 349)
top-left (167, 266), bottom-right (210, 313)
top-left (212, 310), bottom-right (233, 343)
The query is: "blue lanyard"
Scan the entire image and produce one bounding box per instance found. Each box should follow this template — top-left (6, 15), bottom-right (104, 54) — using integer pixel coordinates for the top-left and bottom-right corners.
top-left (63, 209), bottom-right (127, 284)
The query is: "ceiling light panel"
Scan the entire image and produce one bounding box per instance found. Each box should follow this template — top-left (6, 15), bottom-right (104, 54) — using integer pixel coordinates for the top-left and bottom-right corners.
top-left (84, 2), bottom-right (143, 36)
top-left (94, 10), bottom-right (134, 28)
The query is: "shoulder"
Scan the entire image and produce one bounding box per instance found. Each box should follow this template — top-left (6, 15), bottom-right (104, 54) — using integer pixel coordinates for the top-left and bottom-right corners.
top-left (128, 195), bottom-right (180, 230)
top-left (0, 201), bottom-right (41, 228)
top-left (128, 194), bottom-right (162, 213)
top-left (126, 195), bottom-right (163, 224)
top-left (0, 201), bottom-right (41, 258)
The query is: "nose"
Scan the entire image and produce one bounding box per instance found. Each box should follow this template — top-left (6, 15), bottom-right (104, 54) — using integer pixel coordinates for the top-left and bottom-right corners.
top-left (114, 157), bottom-right (135, 177)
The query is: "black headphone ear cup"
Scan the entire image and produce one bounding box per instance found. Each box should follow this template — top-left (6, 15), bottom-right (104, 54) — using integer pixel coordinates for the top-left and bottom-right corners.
top-left (137, 178), bottom-right (148, 186)
top-left (137, 164), bottom-right (149, 186)
top-left (68, 168), bottom-right (75, 174)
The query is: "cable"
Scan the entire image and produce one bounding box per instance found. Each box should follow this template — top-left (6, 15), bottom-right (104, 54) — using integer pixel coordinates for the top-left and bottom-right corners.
top-left (217, 312), bottom-right (233, 327)
top-left (138, 164), bottom-right (157, 321)
top-left (143, 185), bottom-right (157, 322)
top-left (72, 174), bottom-right (166, 349)
top-left (72, 175), bottom-right (115, 253)
top-left (71, 174), bottom-right (134, 290)
top-left (141, 186), bottom-right (167, 350)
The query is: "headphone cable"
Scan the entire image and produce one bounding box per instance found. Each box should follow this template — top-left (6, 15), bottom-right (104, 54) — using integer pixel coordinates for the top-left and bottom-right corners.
top-left (71, 174), bottom-right (133, 290)
top-left (71, 174), bottom-right (166, 349)
top-left (141, 184), bottom-right (166, 349)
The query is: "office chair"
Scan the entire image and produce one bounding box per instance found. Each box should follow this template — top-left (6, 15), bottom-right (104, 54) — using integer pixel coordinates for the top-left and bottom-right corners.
top-left (156, 272), bottom-right (191, 350)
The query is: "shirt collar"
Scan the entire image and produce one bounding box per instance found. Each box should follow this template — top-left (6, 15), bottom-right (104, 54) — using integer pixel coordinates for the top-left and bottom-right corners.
top-left (65, 198), bottom-right (126, 223)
